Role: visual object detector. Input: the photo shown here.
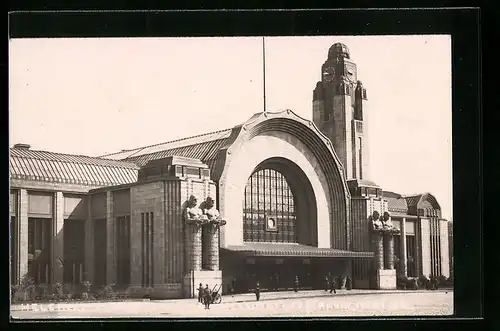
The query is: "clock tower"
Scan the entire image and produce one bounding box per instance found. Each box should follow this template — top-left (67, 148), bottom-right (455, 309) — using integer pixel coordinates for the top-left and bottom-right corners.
top-left (312, 43), bottom-right (369, 180)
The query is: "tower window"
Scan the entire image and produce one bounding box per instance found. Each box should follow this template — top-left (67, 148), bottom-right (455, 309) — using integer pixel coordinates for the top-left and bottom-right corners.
top-left (358, 137), bottom-right (363, 179)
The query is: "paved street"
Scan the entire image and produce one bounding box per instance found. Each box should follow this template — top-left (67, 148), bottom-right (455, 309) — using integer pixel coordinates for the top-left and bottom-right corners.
top-left (11, 290), bottom-right (453, 319)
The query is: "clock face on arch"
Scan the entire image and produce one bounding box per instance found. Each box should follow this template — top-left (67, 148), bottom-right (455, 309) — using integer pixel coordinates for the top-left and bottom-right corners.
top-left (323, 66), bottom-right (335, 82)
top-left (346, 66), bottom-right (356, 82)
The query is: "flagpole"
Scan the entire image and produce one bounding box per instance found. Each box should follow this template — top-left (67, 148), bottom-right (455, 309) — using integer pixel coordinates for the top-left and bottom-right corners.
top-left (262, 36), bottom-right (267, 113)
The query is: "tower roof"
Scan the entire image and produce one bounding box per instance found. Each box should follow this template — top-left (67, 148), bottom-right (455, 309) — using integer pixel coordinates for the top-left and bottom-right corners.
top-left (328, 42), bottom-right (350, 60)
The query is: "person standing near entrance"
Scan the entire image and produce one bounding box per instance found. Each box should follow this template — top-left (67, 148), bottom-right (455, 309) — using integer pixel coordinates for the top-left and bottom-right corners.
top-left (203, 284), bottom-right (211, 309)
top-left (294, 276), bottom-right (299, 292)
top-left (197, 283), bottom-right (204, 303)
top-left (330, 276), bottom-right (337, 294)
top-left (274, 274), bottom-right (280, 292)
top-left (255, 281), bottom-right (261, 301)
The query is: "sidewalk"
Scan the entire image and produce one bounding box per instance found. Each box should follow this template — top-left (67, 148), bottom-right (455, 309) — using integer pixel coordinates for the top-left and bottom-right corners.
top-left (219, 289), bottom-right (406, 303)
top-left (11, 288), bottom-right (452, 312)
top-left (160, 288), bottom-right (444, 305)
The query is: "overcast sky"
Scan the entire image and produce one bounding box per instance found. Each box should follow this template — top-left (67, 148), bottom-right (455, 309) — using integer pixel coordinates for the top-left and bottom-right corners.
top-left (9, 35), bottom-right (452, 220)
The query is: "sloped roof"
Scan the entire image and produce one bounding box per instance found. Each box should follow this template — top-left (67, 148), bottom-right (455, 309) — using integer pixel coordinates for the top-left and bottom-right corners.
top-left (385, 197), bottom-right (408, 214)
top-left (405, 195), bottom-right (422, 210)
top-left (382, 191), bottom-right (442, 216)
top-left (405, 193), bottom-right (441, 211)
top-left (383, 191), bottom-right (408, 214)
top-left (124, 130), bottom-right (232, 167)
top-left (10, 148), bottom-right (139, 187)
top-left (101, 129), bottom-right (232, 161)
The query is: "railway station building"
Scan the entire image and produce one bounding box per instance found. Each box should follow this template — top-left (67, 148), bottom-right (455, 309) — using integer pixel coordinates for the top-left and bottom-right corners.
top-left (9, 43), bottom-right (451, 298)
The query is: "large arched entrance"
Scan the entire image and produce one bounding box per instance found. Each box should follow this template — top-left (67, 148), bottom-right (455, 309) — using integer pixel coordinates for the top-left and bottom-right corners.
top-left (239, 157), bottom-right (323, 290)
top-left (242, 157), bottom-right (317, 246)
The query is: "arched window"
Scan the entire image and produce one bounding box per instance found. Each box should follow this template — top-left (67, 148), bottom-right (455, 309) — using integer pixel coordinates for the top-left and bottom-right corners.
top-left (243, 168), bottom-right (296, 243)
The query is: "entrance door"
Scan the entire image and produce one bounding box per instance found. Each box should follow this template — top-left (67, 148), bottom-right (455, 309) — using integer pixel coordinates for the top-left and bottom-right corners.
top-left (299, 259), bottom-right (313, 289)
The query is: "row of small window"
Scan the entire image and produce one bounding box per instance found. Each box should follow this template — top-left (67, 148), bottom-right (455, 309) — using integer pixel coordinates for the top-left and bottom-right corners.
top-left (243, 237), bottom-right (297, 243)
top-left (243, 228), bottom-right (295, 239)
top-left (244, 224), bottom-right (295, 232)
top-left (243, 206), bottom-right (296, 214)
top-left (243, 204), bottom-right (295, 213)
top-left (245, 194), bottom-right (294, 204)
top-left (244, 191), bottom-right (294, 200)
top-left (249, 169), bottom-right (288, 180)
top-left (245, 184), bottom-right (292, 194)
top-left (245, 188), bottom-right (294, 195)
top-left (245, 187), bottom-right (290, 195)
top-left (246, 177), bottom-right (291, 190)
top-left (243, 216), bottom-right (296, 223)
top-left (243, 215), bottom-right (296, 222)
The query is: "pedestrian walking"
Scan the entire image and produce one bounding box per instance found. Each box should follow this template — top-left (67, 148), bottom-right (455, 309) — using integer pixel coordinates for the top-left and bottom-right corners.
top-left (330, 276), bottom-right (337, 294)
top-left (324, 276), bottom-right (330, 292)
top-left (203, 284), bottom-right (211, 309)
top-left (274, 274), bottom-right (280, 291)
top-left (255, 281), bottom-right (261, 301)
top-left (231, 277), bottom-right (237, 294)
top-left (294, 276), bottom-right (299, 292)
top-left (346, 276), bottom-right (352, 290)
top-left (197, 283), bottom-right (204, 303)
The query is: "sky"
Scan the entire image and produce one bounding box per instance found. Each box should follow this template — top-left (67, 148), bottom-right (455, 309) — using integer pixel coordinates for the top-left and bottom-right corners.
top-left (9, 35), bottom-right (452, 220)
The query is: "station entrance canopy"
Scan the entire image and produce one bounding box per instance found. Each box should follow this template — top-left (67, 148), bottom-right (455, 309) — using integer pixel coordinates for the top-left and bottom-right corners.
top-left (222, 243), bottom-right (373, 258)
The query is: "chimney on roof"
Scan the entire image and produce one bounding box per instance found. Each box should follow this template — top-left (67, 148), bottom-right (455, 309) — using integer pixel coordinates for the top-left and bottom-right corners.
top-left (13, 143), bottom-right (31, 150)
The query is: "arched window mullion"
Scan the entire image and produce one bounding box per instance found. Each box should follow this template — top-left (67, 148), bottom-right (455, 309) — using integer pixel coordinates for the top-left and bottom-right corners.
top-left (243, 168), bottom-right (296, 244)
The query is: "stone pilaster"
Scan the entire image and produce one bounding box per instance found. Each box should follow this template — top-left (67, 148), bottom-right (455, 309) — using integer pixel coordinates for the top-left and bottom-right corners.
top-left (439, 220), bottom-right (450, 278)
top-left (384, 234), bottom-right (394, 270)
top-left (419, 218), bottom-right (431, 277)
top-left (84, 196), bottom-right (94, 283)
top-left (52, 192), bottom-right (65, 284)
top-left (400, 218), bottom-right (407, 276)
top-left (185, 224), bottom-right (202, 272)
top-left (203, 224), bottom-right (220, 271)
top-left (372, 233), bottom-right (384, 270)
top-left (106, 191), bottom-right (115, 284)
top-left (17, 189), bottom-right (29, 284)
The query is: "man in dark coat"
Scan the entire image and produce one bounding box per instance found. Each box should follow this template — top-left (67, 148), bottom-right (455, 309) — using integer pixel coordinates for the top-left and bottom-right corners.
top-left (294, 276), bottom-right (299, 292)
top-left (255, 281), bottom-right (261, 301)
top-left (203, 284), bottom-right (211, 309)
top-left (324, 276), bottom-right (330, 292)
top-left (430, 275), bottom-right (438, 290)
top-left (197, 283), bottom-right (204, 303)
top-left (231, 277), bottom-right (237, 294)
top-left (330, 276), bottom-right (337, 294)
